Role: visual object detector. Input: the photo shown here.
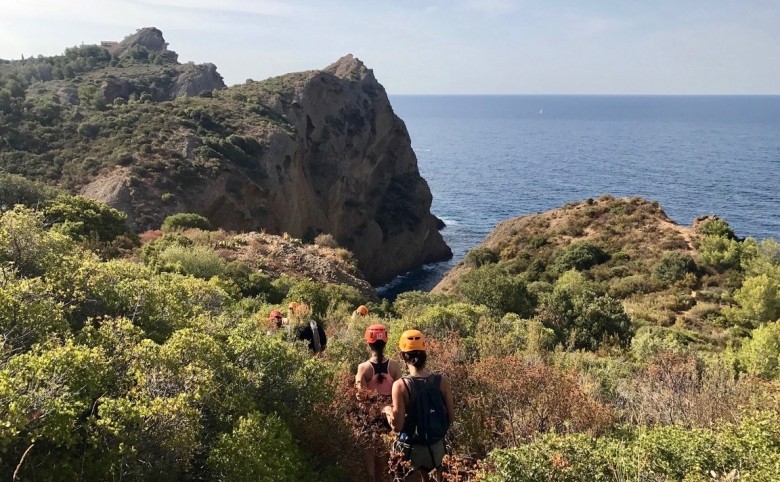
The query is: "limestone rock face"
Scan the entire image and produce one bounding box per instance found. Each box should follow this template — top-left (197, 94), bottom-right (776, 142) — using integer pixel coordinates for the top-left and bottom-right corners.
top-left (83, 54), bottom-right (451, 284)
top-left (255, 54), bottom-right (452, 283)
top-left (170, 63), bottom-right (224, 98)
top-left (115, 27), bottom-right (169, 56)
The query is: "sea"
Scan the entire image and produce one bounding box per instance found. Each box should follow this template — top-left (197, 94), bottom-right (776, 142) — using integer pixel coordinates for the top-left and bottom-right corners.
top-left (377, 95), bottom-right (780, 299)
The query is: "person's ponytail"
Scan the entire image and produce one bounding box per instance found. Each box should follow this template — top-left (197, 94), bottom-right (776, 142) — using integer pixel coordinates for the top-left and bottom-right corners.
top-left (401, 350), bottom-right (427, 369)
top-left (369, 340), bottom-right (387, 382)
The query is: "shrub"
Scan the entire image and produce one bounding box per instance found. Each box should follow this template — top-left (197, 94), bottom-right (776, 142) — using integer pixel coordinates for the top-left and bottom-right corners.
top-left (652, 252), bottom-right (697, 283)
top-left (630, 326), bottom-right (697, 361)
top-left (0, 206), bottom-right (74, 277)
top-left (736, 321), bottom-right (780, 378)
top-left (698, 218), bottom-right (736, 239)
top-left (393, 302), bottom-right (488, 343)
top-left (465, 357), bottom-right (613, 453)
top-left (465, 247), bottom-right (499, 268)
top-left (537, 271), bottom-right (633, 350)
top-left (485, 411), bottom-right (780, 482)
top-left (619, 353), bottom-right (745, 427)
top-left (0, 173), bottom-right (61, 211)
top-left (550, 242), bottom-right (609, 276)
top-left (44, 195), bottom-right (129, 242)
top-left (699, 235), bottom-right (743, 270)
top-left (161, 213), bottom-right (212, 231)
top-left (208, 412), bottom-right (309, 482)
top-left (313, 233), bottom-right (339, 248)
top-left (726, 274), bottom-right (780, 327)
top-left (458, 264), bottom-right (535, 317)
top-left (156, 244), bottom-right (227, 279)
top-left (608, 274), bottom-right (664, 298)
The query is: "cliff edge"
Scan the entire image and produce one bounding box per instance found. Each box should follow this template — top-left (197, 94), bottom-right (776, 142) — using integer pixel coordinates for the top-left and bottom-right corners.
top-left (0, 29), bottom-right (451, 284)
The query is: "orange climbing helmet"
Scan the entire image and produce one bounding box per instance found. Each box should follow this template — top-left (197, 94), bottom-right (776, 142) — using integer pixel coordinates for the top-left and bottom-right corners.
top-left (364, 324), bottom-right (387, 344)
top-left (268, 310), bottom-right (283, 320)
top-left (356, 305), bottom-right (369, 316)
top-left (398, 329), bottom-right (426, 352)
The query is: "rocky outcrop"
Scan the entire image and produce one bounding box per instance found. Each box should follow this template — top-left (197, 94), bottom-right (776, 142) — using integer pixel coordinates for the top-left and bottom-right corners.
top-left (115, 27), bottom-right (169, 56)
top-left (83, 52), bottom-right (451, 284)
top-left (433, 196), bottom-right (699, 294)
top-left (170, 63), bottom-right (224, 98)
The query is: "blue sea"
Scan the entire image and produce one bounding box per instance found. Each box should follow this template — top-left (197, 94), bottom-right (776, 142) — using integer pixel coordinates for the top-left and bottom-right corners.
top-left (377, 95), bottom-right (780, 299)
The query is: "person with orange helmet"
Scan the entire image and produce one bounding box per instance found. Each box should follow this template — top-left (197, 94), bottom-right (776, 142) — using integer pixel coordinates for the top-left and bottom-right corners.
top-left (354, 323), bottom-right (402, 481)
top-left (382, 330), bottom-right (455, 481)
top-left (355, 324), bottom-right (402, 395)
top-left (352, 304), bottom-right (370, 318)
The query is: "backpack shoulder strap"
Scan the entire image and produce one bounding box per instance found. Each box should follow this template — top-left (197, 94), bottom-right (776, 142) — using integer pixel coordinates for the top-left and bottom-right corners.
top-left (433, 374), bottom-right (442, 389)
top-left (402, 375), bottom-right (416, 403)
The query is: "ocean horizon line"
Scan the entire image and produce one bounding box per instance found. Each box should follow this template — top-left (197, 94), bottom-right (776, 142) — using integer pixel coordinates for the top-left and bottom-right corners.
top-left (390, 93), bottom-right (780, 97)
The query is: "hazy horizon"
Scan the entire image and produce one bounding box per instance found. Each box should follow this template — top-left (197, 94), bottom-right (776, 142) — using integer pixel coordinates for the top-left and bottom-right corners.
top-left (1, 0), bottom-right (778, 96)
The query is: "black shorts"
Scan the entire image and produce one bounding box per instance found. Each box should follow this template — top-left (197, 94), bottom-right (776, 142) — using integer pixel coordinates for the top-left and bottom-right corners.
top-left (394, 439), bottom-right (446, 472)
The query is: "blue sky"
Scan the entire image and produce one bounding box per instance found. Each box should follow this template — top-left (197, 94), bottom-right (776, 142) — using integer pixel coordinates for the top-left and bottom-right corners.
top-left (1, 0), bottom-right (778, 94)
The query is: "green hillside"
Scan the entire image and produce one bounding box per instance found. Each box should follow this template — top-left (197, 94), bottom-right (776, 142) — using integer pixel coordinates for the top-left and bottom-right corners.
top-left (1, 183), bottom-right (780, 480)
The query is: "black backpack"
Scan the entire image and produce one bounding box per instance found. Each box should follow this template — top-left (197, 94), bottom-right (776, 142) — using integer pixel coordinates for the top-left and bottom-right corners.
top-left (402, 374), bottom-right (450, 444)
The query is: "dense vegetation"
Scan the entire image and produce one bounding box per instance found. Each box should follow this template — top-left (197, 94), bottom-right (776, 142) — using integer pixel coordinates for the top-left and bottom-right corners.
top-left (0, 33), bottom-right (309, 229)
top-left (1, 178), bottom-right (779, 481)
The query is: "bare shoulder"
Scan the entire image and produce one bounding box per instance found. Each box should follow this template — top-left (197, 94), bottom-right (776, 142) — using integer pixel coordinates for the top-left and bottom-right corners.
top-left (438, 374), bottom-right (452, 389)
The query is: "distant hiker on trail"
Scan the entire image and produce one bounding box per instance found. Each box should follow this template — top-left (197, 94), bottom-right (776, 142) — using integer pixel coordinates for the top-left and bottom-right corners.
top-left (287, 301), bottom-right (299, 319)
top-left (266, 309), bottom-right (292, 337)
top-left (355, 324), bottom-right (402, 481)
top-left (353, 304), bottom-right (370, 319)
top-left (293, 303), bottom-right (327, 353)
top-left (383, 330), bottom-right (455, 482)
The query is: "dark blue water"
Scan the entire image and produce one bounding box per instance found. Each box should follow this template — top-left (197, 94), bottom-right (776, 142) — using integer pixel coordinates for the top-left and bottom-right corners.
top-left (377, 95), bottom-right (780, 298)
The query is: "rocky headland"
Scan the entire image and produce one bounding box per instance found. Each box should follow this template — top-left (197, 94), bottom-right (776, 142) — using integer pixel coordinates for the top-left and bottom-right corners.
top-left (0, 28), bottom-right (452, 285)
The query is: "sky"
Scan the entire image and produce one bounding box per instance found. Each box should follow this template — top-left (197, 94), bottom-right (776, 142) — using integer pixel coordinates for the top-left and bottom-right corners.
top-left (1, 0), bottom-right (779, 95)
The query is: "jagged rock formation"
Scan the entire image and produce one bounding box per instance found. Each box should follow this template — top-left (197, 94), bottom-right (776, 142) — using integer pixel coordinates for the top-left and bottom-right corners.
top-left (65, 44), bottom-right (450, 283)
top-left (2, 28), bottom-right (451, 284)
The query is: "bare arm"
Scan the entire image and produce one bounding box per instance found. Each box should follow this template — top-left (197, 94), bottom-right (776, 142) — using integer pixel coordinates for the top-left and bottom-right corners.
top-left (384, 378), bottom-right (408, 432)
top-left (440, 375), bottom-right (456, 424)
top-left (355, 362), bottom-right (369, 390)
top-left (389, 359), bottom-right (403, 382)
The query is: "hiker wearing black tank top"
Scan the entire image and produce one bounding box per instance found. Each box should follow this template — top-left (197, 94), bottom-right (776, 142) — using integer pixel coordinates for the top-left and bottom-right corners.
top-left (356, 324), bottom-right (402, 395)
top-left (383, 330), bottom-right (455, 482)
top-left (355, 324), bottom-right (402, 481)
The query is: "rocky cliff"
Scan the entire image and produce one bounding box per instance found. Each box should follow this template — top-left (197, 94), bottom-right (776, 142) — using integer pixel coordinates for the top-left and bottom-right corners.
top-left (85, 53), bottom-right (451, 283)
top-left (1, 29), bottom-right (451, 284)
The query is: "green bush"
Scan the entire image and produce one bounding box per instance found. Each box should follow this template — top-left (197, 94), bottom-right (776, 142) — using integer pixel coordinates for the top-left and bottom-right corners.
top-left (699, 235), bottom-right (743, 270)
top-left (156, 244), bottom-right (227, 279)
top-left (736, 321), bottom-right (780, 378)
top-left (726, 274), bottom-right (780, 327)
top-left (537, 271), bottom-right (633, 350)
top-left (208, 412), bottom-right (309, 482)
top-left (0, 173), bottom-right (61, 211)
top-left (44, 195), bottom-right (129, 242)
top-left (652, 252), bottom-right (697, 283)
top-left (484, 412), bottom-right (780, 482)
top-left (161, 213), bottom-right (213, 231)
top-left (550, 242), bottom-right (609, 276)
top-left (0, 205), bottom-right (74, 277)
top-left (458, 264), bottom-right (535, 317)
top-left (698, 218), bottom-right (736, 239)
top-left (465, 247), bottom-right (499, 268)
